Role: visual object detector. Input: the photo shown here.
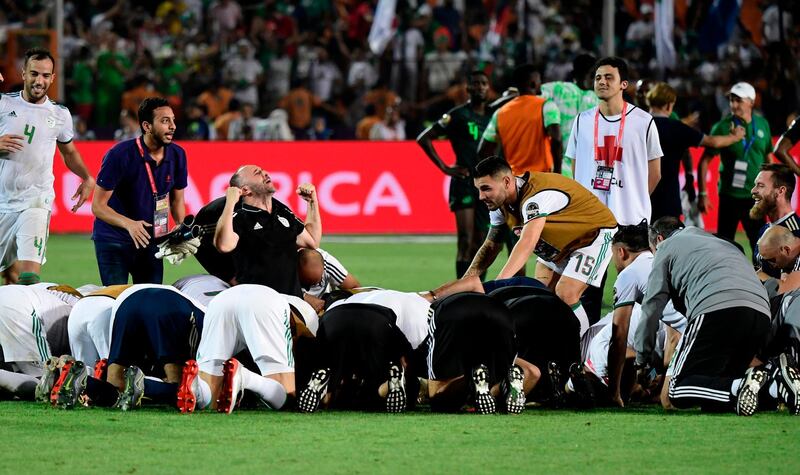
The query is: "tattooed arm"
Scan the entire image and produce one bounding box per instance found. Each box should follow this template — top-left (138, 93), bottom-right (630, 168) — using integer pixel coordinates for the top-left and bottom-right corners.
top-left (463, 225), bottom-right (506, 278)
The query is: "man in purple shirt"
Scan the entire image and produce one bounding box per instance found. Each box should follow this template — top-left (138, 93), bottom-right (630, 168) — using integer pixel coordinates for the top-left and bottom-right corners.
top-left (91, 97), bottom-right (188, 285)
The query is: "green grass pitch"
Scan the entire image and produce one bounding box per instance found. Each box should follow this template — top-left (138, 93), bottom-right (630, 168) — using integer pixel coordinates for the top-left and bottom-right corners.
top-left (2, 234), bottom-right (798, 474)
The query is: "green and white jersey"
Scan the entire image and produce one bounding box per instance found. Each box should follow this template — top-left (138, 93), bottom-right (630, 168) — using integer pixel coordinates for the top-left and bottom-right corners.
top-left (707, 113), bottom-right (772, 199)
top-left (613, 251), bottom-right (686, 331)
top-left (0, 92), bottom-right (74, 212)
top-left (540, 81), bottom-right (598, 178)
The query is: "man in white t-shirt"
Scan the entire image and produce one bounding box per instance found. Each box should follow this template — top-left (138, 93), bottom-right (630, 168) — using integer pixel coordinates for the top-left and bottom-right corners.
top-left (565, 56), bottom-right (662, 325)
top-left (0, 48), bottom-right (95, 285)
top-left (172, 274), bottom-right (230, 306)
top-left (566, 56), bottom-right (663, 225)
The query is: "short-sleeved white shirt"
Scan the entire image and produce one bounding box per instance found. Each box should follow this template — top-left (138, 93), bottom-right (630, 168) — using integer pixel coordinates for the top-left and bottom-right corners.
top-left (0, 93), bottom-right (74, 212)
top-left (566, 103), bottom-right (662, 225)
top-left (612, 251), bottom-right (687, 331)
top-left (328, 289), bottom-right (431, 350)
top-left (173, 274), bottom-right (231, 307)
top-left (303, 248), bottom-right (349, 298)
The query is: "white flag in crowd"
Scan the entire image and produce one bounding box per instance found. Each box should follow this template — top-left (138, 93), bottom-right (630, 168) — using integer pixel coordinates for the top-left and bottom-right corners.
top-left (655, 0), bottom-right (677, 70)
top-left (368, 0), bottom-right (397, 55)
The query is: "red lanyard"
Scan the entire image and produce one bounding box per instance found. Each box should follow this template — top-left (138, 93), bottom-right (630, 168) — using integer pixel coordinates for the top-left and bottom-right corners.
top-left (136, 136), bottom-right (159, 196)
top-left (594, 102), bottom-right (627, 167)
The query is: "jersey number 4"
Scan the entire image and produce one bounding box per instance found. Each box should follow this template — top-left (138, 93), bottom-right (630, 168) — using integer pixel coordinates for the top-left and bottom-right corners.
top-left (24, 124), bottom-right (36, 144)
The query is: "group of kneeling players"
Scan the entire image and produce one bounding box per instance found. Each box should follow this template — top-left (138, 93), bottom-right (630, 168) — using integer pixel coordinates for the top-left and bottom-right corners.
top-left (2, 193), bottom-right (800, 417)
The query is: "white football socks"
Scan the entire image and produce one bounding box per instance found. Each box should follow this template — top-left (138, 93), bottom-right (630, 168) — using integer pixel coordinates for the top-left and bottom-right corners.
top-left (195, 377), bottom-right (212, 410)
top-left (571, 302), bottom-right (590, 337)
top-left (240, 366), bottom-right (287, 409)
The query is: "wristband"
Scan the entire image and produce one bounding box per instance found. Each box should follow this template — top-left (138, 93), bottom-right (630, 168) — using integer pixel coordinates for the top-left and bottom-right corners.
top-left (699, 192), bottom-right (708, 196)
top-left (429, 290), bottom-right (438, 301)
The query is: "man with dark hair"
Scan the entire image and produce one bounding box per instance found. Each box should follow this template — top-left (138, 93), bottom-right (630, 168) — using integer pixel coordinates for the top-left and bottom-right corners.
top-left (0, 47), bottom-right (95, 285)
top-left (92, 97), bottom-right (188, 285)
top-left (540, 53), bottom-right (599, 179)
top-left (646, 82), bottom-right (745, 221)
top-left (636, 217), bottom-right (772, 416)
top-left (214, 165), bottom-right (320, 296)
top-left (565, 56), bottom-right (663, 325)
top-left (698, 82), bottom-right (772, 257)
top-left (462, 157), bottom-right (617, 336)
top-left (417, 70), bottom-right (492, 278)
top-left (478, 64), bottom-right (562, 174)
top-left (752, 163), bottom-right (800, 278)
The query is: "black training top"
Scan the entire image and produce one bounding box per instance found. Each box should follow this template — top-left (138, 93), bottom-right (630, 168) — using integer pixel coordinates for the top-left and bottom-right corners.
top-left (231, 200), bottom-right (305, 296)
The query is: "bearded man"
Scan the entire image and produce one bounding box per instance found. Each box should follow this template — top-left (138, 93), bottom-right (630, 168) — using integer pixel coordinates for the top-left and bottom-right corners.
top-left (751, 164), bottom-right (800, 279)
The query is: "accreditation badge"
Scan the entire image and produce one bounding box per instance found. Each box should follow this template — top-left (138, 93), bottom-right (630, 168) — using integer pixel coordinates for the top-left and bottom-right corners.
top-left (593, 165), bottom-right (614, 192)
top-left (153, 193), bottom-right (170, 238)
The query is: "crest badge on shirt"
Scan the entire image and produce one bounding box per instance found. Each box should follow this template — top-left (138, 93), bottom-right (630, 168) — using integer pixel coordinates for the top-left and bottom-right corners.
top-left (525, 202), bottom-right (539, 221)
top-left (278, 216), bottom-right (290, 228)
top-left (46, 116), bottom-right (57, 128)
top-left (757, 129), bottom-right (765, 139)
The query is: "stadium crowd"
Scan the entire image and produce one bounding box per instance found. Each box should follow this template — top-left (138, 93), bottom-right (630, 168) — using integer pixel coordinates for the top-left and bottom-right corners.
top-left (2, 1), bottom-right (800, 417)
top-left (1, 0), bottom-right (799, 140)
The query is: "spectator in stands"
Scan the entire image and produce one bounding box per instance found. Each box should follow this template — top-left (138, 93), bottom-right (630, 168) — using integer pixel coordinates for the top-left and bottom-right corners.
top-left (310, 47), bottom-right (342, 103)
top-left (95, 35), bottom-right (132, 127)
top-left (67, 46), bottom-right (94, 124)
top-left (228, 103), bottom-right (259, 141)
top-left (121, 75), bottom-right (160, 118)
top-left (197, 80), bottom-right (234, 121)
top-left (213, 98), bottom-right (242, 141)
top-left (279, 79), bottom-right (323, 140)
top-left (209, 0), bottom-right (243, 44)
top-left (424, 27), bottom-right (467, 96)
top-left (225, 40), bottom-right (264, 112)
top-left (370, 102), bottom-right (406, 141)
top-left (347, 47), bottom-right (378, 99)
top-left (114, 109), bottom-right (139, 142)
top-left (184, 102), bottom-right (214, 141)
top-left (355, 104), bottom-right (380, 140)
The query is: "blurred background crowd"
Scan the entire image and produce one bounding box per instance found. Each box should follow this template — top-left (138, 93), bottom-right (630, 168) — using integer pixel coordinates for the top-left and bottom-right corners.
top-left (0, 0), bottom-right (797, 141)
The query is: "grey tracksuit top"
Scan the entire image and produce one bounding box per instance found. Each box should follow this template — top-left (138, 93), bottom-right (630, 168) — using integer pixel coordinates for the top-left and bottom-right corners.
top-left (634, 226), bottom-right (770, 365)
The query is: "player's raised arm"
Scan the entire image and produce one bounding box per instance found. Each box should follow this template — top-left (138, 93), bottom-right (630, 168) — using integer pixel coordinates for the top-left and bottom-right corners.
top-left (214, 186), bottom-right (242, 253)
top-left (296, 183), bottom-right (320, 249)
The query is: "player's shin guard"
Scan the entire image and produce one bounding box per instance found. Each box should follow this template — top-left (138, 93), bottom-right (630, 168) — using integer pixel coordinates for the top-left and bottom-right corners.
top-left (17, 272), bottom-right (41, 285)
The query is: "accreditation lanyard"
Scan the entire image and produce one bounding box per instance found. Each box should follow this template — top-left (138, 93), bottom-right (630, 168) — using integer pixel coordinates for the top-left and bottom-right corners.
top-left (594, 102), bottom-right (627, 167)
top-left (592, 102), bottom-right (627, 192)
top-left (136, 136), bottom-right (169, 238)
top-left (734, 118), bottom-right (757, 156)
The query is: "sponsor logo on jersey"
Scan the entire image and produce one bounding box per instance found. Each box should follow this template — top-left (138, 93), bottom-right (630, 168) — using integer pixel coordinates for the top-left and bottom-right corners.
top-left (278, 216), bottom-right (290, 228)
top-left (253, 222), bottom-right (263, 230)
top-left (8, 111), bottom-right (16, 117)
